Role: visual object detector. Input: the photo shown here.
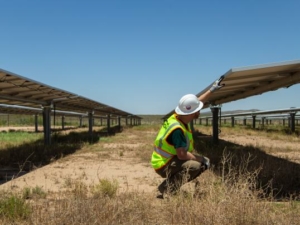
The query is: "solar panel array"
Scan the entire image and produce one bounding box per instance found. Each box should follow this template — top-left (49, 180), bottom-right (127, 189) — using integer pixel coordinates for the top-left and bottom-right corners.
top-left (0, 68), bottom-right (141, 119)
top-left (164, 60), bottom-right (300, 119)
top-left (199, 60), bottom-right (300, 109)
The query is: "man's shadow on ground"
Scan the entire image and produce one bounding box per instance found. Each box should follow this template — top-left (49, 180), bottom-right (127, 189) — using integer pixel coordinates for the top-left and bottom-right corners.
top-left (194, 132), bottom-right (300, 200)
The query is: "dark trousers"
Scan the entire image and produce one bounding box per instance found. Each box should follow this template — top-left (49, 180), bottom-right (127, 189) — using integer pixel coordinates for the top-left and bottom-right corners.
top-left (156, 156), bottom-right (206, 193)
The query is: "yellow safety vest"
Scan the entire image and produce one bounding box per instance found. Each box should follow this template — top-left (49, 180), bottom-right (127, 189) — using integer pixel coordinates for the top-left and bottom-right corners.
top-left (151, 114), bottom-right (194, 171)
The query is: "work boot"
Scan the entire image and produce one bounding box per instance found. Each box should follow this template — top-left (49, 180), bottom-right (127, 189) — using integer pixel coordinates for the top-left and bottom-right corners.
top-left (194, 179), bottom-right (200, 189)
top-left (157, 180), bottom-right (178, 199)
top-left (193, 179), bottom-right (204, 199)
top-left (156, 180), bottom-right (167, 199)
top-left (157, 180), bottom-right (167, 194)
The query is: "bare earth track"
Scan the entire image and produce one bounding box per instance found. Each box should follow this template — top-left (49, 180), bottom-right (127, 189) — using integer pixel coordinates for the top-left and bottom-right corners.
top-left (0, 126), bottom-right (160, 195)
top-left (0, 126), bottom-right (299, 196)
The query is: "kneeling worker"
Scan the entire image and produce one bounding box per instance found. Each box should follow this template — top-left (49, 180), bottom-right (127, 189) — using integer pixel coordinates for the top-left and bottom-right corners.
top-left (151, 77), bottom-right (225, 197)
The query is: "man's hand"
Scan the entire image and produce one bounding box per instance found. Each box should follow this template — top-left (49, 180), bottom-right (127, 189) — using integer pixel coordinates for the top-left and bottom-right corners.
top-left (210, 75), bottom-right (225, 93)
top-left (202, 156), bottom-right (210, 170)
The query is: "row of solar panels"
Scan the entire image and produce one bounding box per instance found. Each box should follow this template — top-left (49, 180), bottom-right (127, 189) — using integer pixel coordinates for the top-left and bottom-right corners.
top-left (0, 68), bottom-right (141, 119)
top-left (0, 104), bottom-right (94, 118)
top-left (197, 107), bottom-right (300, 133)
top-left (200, 107), bottom-right (300, 119)
top-left (164, 60), bottom-right (300, 119)
top-left (1, 59), bottom-right (300, 120)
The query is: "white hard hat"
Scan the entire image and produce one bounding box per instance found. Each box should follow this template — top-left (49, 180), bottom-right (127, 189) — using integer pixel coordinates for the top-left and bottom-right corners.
top-left (175, 94), bottom-right (204, 115)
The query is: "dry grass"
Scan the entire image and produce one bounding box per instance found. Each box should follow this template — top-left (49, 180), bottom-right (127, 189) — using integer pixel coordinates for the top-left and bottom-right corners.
top-left (0, 119), bottom-right (300, 224)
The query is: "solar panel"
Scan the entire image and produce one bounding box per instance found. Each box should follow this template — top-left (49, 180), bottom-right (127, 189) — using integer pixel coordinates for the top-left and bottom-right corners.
top-left (164, 60), bottom-right (300, 119)
top-left (0, 68), bottom-right (141, 119)
top-left (199, 60), bottom-right (300, 109)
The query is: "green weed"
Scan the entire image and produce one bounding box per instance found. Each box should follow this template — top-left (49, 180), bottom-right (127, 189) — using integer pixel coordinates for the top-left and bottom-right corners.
top-left (92, 178), bottom-right (119, 198)
top-left (22, 186), bottom-right (47, 199)
top-left (0, 194), bottom-right (31, 221)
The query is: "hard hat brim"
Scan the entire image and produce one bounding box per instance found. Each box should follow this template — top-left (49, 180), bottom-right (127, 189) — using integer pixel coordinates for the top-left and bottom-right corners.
top-left (175, 101), bottom-right (204, 115)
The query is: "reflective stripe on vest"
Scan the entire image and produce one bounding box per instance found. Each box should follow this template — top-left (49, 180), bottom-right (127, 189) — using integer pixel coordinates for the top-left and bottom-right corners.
top-left (153, 146), bottom-right (174, 158)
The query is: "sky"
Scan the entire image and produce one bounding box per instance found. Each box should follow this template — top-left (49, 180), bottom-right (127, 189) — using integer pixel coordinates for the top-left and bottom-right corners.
top-left (1, 0), bottom-right (300, 115)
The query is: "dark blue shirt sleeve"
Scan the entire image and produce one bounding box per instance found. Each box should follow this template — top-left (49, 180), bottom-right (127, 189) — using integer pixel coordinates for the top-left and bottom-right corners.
top-left (169, 128), bottom-right (187, 149)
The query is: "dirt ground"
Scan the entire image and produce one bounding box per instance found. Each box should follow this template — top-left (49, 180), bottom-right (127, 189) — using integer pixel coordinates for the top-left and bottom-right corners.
top-left (220, 133), bottom-right (300, 164)
top-left (0, 151), bottom-right (158, 194)
top-left (0, 126), bottom-right (299, 196)
top-left (0, 126), bottom-right (165, 196)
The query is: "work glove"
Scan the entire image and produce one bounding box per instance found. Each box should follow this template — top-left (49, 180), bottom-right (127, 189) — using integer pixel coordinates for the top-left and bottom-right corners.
top-left (202, 156), bottom-right (210, 170)
top-left (209, 75), bottom-right (225, 93)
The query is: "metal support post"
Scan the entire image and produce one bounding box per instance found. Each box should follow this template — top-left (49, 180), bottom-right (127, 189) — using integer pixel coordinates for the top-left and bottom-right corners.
top-left (88, 111), bottom-right (93, 137)
top-left (252, 115), bottom-right (256, 129)
top-left (107, 114), bottom-right (111, 133)
top-left (42, 105), bottom-right (52, 145)
top-left (290, 112), bottom-right (296, 132)
top-left (34, 114), bottom-right (39, 132)
top-left (231, 116), bottom-right (234, 127)
top-left (118, 116), bottom-right (121, 132)
top-left (210, 105), bottom-right (221, 144)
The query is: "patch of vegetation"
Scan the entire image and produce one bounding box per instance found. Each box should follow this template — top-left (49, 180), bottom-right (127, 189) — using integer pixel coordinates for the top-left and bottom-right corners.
top-left (22, 186), bottom-right (47, 199)
top-left (0, 193), bottom-right (31, 221)
top-left (92, 178), bottom-right (119, 199)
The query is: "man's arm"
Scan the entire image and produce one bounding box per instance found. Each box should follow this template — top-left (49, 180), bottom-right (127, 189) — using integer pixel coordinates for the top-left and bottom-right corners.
top-left (176, 147), bottom-right (196, 160)
top-left (176, 147), bottom-right (205, 163)
top-left (198, 89), bottom-right (212, 103)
